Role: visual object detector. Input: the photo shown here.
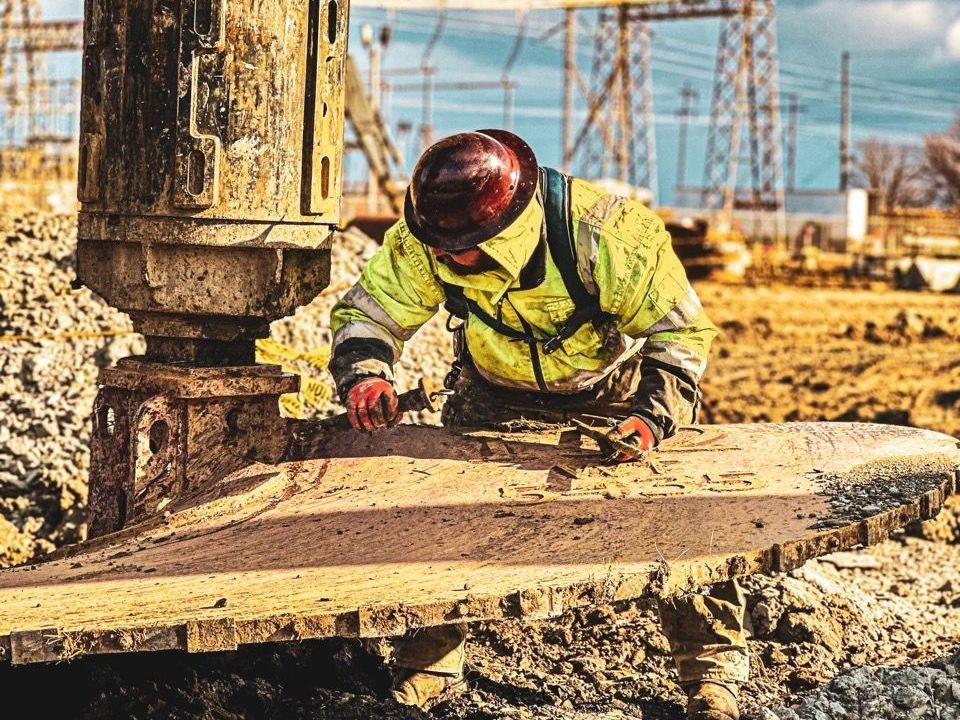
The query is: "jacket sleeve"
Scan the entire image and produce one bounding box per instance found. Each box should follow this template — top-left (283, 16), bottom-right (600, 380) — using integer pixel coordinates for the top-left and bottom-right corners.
top-left (329, 223), bottom-right (445, 400)
top-left (594, 204), bottom-right (718, 443)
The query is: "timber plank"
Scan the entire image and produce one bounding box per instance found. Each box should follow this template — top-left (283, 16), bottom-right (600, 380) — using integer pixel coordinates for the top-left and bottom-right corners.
top-left (0, 422), bottom-right (957, 664)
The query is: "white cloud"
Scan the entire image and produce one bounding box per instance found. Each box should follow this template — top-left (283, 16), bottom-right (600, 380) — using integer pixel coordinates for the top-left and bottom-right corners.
top-left (946, 17), bottom-right (960, 59)
top-left (784, 0), bottom-right (954, 52)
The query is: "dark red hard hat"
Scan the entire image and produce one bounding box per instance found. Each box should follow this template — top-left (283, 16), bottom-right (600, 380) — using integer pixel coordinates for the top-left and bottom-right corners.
top-left (404, 129), bottom-right (539, 252)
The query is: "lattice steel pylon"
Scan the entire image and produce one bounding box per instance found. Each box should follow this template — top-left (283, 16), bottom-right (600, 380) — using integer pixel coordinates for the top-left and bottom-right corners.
top-left (701, 0), bottom-right (784, 214)
top-left (577, 6), bottom-right (657, 201)
top-left (0, 0), bottom-right (82, 202)
top-left (562, 0), bottom-right (784, 224)
top-left (1, 0), bottom-right (43, 148)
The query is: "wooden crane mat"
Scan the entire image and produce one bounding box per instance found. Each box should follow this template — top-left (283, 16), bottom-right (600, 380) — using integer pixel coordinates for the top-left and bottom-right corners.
top-left (1, 422), bottom-right (958, 666)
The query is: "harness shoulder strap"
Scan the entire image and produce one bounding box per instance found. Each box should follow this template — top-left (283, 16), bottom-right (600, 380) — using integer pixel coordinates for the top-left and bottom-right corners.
top-left (540, 167), bottom-right (613, 355)
top-left (441, 282), bottom-right (531, 342)
top-left (541, 166), bottom-right (593, 311)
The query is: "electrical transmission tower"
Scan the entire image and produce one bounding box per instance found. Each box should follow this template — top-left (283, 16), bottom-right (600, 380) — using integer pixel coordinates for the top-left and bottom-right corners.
top-left (563, 0), bottom-right (785, 220)
top-left (577, 6), bottom-right (657, 200)
top-left (1, 0), bottom-right (42, 148)
top-left (700, 0), bottom-right (784, 213)
top-left (0, 0), bottom-right (82, 195)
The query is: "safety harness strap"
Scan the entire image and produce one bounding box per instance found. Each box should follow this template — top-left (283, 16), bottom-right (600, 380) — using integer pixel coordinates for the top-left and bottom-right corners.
top-left (539, 167), bottom-right (613, 354)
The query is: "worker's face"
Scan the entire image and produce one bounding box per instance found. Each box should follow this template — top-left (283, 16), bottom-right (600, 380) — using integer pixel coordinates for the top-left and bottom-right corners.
top-left (431, 246), bottom-right (499, 275)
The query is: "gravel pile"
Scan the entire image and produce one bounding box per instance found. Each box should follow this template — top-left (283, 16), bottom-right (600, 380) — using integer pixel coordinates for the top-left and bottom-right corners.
top-left (768, 652), bottom-right (960, 720)
top-left (0, 214), bottom-right (143, 564)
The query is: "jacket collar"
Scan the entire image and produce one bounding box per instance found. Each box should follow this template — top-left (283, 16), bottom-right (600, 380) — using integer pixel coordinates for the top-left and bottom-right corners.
top-left (434, 191), bottom-right (546, 302)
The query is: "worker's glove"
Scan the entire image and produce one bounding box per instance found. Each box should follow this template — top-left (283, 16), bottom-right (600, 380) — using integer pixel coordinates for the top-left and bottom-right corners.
top-left (346, 377), bottom-right (399, 432)
top-left (605, 416), bottom-right (656, 463)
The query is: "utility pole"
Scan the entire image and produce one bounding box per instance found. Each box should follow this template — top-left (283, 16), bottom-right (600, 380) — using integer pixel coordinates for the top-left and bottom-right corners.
top-left (562, 7), bottom-right (575, 173)
top-left (502, 80), bottom-right (515, 130)
top-left (419, 13), bottom-right (445, 152)
top-left (500, 15), bottom-right (526, 133)
top-left (675, 81), bottom-right (698, 193)
top-left (839, 50), bottom-right (851, 191)
top-left (615, 5), bottom-right (630, 184)
top-left (420, 66), bottom-right (434, 151)
top-left (786, 92), bottom-right (798, 191)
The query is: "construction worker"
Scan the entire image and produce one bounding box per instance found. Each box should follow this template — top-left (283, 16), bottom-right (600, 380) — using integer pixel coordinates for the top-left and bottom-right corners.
top-left (330, 130), bottom-right (748, 720)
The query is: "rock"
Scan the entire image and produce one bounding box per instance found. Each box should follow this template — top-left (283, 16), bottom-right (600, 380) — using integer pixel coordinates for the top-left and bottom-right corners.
top-left (817, 551), bottom-right (880, 570)
top-left (751, 600), bottom-right (783, 637)
top-left (0, 515), bottom-right (33, 565)
top-left (765, 652), bottom-right (960, 720)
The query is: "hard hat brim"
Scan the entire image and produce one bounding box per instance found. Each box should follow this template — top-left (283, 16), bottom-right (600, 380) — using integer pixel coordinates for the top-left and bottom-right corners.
top-left (404, 129), bottom-right (539, 252)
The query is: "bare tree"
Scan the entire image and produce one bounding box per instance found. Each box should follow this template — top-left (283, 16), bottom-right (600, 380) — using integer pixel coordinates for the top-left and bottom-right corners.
top-left (854, 139), bottom-right (927, 211)
top-left (924, 112), bottom-right (960, 209)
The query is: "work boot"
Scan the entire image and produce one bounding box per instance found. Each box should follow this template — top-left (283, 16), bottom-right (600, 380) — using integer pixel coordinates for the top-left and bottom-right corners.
top-left (685, 681), bottom-right (740, 720)
top-left (391, 668), bottom-right (467, 711)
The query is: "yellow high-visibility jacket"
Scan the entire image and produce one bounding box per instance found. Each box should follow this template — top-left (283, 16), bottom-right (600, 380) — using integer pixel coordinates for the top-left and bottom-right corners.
top-left (330, 170), bottom-right (717, 441)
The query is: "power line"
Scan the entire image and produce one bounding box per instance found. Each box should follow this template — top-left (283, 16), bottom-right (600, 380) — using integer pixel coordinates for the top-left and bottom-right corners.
top-left (356, 7), bottom-right (960, 110)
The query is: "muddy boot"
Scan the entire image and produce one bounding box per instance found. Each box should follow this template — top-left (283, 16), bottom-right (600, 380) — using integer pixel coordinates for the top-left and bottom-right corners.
top-left (390, 668), bottom-right (466, 711)
top-left (685, 681), bottom-right (740, 720)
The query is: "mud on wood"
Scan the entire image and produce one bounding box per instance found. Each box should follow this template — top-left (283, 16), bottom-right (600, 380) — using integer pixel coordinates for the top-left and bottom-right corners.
top-left (0, 422), bottom-right (957, 665)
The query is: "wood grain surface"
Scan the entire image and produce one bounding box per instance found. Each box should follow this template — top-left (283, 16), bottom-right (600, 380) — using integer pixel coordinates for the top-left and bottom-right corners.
top-left (0, 422), bottom-right (957, 665)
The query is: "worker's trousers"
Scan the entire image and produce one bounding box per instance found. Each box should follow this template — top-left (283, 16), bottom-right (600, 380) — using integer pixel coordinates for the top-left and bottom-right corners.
top-left (393, 359), bottom-right (750, 687)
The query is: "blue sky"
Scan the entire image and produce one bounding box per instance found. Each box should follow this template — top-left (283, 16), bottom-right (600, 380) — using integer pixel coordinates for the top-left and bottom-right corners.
top-left (41, 0), bottom-right (960, 204)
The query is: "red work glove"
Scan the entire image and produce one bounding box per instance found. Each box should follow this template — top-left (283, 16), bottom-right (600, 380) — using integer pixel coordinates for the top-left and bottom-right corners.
top-left (347, 378), bottom-right (399, 432)
top-left (606, 416), bottom-right (656, 463)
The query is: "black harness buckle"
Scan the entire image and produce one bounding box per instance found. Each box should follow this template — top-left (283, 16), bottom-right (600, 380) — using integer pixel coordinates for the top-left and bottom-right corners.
top-left (542, 335), bottom-right (564, 355)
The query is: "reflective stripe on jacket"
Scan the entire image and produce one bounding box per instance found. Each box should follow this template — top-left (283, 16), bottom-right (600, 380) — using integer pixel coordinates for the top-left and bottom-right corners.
top-left (329, 171), bottom-right (717, 441)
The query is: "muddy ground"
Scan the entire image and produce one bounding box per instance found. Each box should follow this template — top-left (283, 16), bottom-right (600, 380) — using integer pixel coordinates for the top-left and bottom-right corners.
top-left (1, 215), bottom-right (959, 718)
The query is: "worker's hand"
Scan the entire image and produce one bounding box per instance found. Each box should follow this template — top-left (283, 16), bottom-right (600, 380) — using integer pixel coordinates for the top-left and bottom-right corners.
top-left (606, 416), bottom-right (656, 463)
top-left (347, 378), bottom-right (399, 432)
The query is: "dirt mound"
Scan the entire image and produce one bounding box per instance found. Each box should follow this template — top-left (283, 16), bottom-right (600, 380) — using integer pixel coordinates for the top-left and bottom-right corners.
top-left (845, 309), bottom-right (960, 346)
top-left (700, 283), bottom-right (960, 439)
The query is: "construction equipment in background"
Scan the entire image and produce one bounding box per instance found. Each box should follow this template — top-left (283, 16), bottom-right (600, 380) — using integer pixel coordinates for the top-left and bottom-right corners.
top-left (892, 229), bottom-right (960, 293)
top-left (344, 54), bottom-right (408, 218)
top-left (657, 209), bottom-right (751, 281)
top-left (846, 209), bottom-right (960, 289)
top-left (0, 1), bottom-right (82, 211)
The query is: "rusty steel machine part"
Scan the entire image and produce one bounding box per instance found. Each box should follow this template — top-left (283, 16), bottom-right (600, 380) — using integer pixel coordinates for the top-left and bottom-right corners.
top-left (1, 423), bottom-right (957, 666)
top-left (76, 0), bottom-right (351, 537)
top-left (88, 360), bottom-right (299, 537)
